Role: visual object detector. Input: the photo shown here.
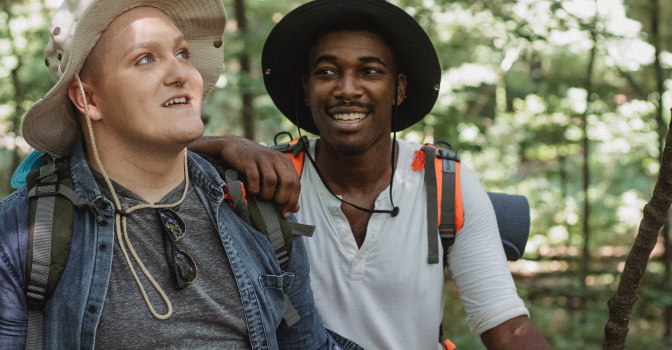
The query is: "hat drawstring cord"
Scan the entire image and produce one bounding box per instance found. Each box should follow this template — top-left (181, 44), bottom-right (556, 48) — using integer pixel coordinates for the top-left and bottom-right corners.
top-left (75, 74), bottom-right (190, 320)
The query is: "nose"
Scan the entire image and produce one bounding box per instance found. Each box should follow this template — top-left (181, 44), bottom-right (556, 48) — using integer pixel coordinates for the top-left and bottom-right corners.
top-left (164, 55), bottom-right (190, 87)
top-left (334, 71), bottom-right (363, 102)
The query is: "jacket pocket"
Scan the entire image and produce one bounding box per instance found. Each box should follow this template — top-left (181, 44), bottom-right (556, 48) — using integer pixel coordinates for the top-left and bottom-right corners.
top-left (258, 272), bottom-right (295, 324)
top-left (258, 272), bottom-right (294, 292)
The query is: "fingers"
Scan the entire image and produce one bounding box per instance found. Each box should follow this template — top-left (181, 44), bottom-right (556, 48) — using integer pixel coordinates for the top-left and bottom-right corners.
top-left (258, 160), bottom-right (278, 200)
top-left (281, 181), bottom-right (301, 218)
top-left (272, 168), bottom-right (301, 218)
top-left (243, 164), bottom-right (261, 197)
top-left (256, 154), bottom-right (301, 218)
top-left (199, 136), bottom-right (302, 217)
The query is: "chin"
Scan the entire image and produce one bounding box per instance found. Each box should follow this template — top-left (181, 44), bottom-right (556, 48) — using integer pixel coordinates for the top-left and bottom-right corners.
top-left (326, 138), bottom-right (372, 156)
top-left (176, 123), bottom-right (205, 144)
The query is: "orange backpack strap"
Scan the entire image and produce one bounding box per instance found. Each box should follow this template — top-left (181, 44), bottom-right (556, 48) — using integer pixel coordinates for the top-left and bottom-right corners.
top-left (415, 143), bottom-right (464, 265)
top-left (272, 136), bottom-right (309, 178)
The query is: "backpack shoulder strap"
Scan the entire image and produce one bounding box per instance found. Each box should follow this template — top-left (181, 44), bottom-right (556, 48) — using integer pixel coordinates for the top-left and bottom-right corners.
top-left (271, 136), bottom-right (309, 178)
top-left (413, 143), bottom-right (464, 266)
top-left (197, 152), bottom-right (315, 327)
top-left (24, 157), bottom-right (102, 350)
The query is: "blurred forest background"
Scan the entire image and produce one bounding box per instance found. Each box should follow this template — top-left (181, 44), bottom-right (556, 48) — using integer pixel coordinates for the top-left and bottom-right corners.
top-left (1, 0), bottom-right (672, 348)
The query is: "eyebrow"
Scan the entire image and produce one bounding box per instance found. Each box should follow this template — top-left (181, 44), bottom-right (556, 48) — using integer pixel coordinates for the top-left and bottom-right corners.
top-left (312, 55), bottom-right (337, 68)
top-left (359, 56), bottom-right (386, 67)
top-left (124, 34), bottom-right (187, 57)
top-left (311, 54), bottom-right (388, 68)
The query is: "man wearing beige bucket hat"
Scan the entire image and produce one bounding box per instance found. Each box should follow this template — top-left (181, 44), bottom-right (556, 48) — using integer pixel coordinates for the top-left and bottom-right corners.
top-left (0, 0), bottom-right (362, 349)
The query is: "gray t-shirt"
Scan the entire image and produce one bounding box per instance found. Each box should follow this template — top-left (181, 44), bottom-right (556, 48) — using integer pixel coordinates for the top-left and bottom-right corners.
top-left (92, 169), bottom-right (252, 349)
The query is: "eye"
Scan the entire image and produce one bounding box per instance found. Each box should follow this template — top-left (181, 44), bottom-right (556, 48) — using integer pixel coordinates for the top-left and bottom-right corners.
top-left (363, 68), bottom-right (381, 74)
top-left (177, 50), bottom-right (190, 59)
top-left (315, 67), bottom-right (337, 75)
top-left (137, 54), bottom-right (153, 65)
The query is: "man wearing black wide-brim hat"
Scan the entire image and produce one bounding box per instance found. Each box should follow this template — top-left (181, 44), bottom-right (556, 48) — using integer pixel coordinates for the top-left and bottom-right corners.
top-left (194, 0), bottom-right (551, 349)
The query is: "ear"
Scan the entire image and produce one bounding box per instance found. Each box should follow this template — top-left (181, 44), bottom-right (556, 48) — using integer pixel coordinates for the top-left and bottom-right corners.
top-left (302, 74), bottom-right (310, 106)
top-left (67, 79), bottom-right (102, 121)
top-left (395, 73), bottom-right (407, 107)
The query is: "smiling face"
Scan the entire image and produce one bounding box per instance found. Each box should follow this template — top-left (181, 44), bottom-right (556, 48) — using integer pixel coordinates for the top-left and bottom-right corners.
top-left (303, 30), bottom-right (406, 155)
top-left (77, 6), bottom-right (204, 153)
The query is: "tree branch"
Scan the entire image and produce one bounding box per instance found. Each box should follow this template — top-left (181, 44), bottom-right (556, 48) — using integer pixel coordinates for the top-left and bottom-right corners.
top-left (603, 110), bottom-right (672, 349)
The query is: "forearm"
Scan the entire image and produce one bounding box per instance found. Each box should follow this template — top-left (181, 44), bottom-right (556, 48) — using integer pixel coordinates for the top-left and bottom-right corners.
top-left (188, 135), bottom-right (242, 162)
top-left (188, 135), bottom-right (301, 216)
top-left (481, 315), bottom-right (550, 350)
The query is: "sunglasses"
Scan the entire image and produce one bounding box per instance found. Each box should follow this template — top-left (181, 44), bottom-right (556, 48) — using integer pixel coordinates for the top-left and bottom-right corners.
top-left (158, 208), bottom-right (198, 289)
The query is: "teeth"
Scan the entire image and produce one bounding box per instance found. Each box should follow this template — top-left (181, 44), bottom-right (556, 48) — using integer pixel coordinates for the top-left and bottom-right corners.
top-left (333, 113), bottom-right (366, 121)
top-left (163, 97), bottom-right (188, 107)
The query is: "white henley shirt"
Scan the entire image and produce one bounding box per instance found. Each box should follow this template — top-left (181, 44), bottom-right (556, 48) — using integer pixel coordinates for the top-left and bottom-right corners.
top-left (297, 138), bottom-right (529, 350)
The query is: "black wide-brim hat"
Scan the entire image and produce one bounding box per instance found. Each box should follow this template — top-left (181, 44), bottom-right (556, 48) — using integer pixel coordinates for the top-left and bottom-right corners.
top-left (262, 0), bottom-right (441, 135)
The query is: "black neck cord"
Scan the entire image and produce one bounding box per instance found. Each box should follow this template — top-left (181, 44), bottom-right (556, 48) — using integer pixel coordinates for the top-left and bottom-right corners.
top-left (294, 82), bottom-right (400, 217)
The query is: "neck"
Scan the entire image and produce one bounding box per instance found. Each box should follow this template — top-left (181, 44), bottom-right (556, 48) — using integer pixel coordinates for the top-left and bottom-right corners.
top-left (85, 134), bottom-right (188, 204)
top-left (315, 137), bottom-right (397, 195)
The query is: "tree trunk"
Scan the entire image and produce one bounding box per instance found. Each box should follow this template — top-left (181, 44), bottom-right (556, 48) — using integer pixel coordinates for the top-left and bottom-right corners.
top-left (581, 4), bottom-right (599, 321)
top-left (649, 0), bottom-right (672, 342)
top-left (603, 111), bottom-right (672, 349)
top-left (234, 0), bottom-right (255, 140)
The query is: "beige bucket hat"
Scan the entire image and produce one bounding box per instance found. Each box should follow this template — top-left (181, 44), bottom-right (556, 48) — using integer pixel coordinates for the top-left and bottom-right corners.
top-left (22, 0), bottom-right (227, 158)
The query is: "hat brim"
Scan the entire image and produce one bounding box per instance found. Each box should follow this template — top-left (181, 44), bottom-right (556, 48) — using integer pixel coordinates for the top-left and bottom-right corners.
top-left (262, 0), bottom-right (441, 135)
top-left (22, 0), bottom-right (226, 158)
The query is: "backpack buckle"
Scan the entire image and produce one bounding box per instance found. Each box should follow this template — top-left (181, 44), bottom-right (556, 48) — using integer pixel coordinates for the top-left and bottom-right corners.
top-left (272, 136), bottom-right (309, 158)
top-left (439, 223), bottom-right (456, 234)
top-left (436, 148), bottom-right (460, 162)
top-left (275, 246), bottom-right (290, 270)
top-left (25, 281), bottom-right (48, 310)
top-left (439, 231), bottom-right (456, 249)
top-left (29, 182), bottom-right (60, 199)
top-left (439, 224), bottom-right (456, 250)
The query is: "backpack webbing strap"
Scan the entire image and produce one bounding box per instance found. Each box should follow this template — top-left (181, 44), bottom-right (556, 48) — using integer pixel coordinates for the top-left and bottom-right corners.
top-left (251, 199), bottom-right (303, 326)
top-left (283, 293), bottom-right (301, 327)
top-left (26, 163), bottom-right (57, 308)
top-left (437, 148), bottom-right (461, 266)
top-left (289, 222), bottom-right (314, 237)
top-left (224, 169), bottom-right (251, 225)
top-left (25, 163), bottom-right (57, 350)
top-left (424, 147), bottom-right (440, 264)
top-left (255, 200), bottom-right (291, 270)
top-left (25, 310), bottom-right (44, 350)
top-left (27, 183), bottom-right (87, 207)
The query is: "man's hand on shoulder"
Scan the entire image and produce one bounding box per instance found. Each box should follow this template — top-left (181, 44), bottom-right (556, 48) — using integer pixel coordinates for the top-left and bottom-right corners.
top-left (481, 315), bottom-right (551, 350)
top-left (189, 136), bottom-right (301, 218)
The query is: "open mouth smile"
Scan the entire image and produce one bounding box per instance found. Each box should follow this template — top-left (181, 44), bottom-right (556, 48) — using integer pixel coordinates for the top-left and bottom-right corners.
top-left (331, 112), bottom-right (369, 122)
top-left (162, 95), bottom-right (191, 107)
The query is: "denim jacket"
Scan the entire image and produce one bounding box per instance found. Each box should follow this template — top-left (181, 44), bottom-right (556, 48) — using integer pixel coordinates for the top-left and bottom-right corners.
top-left (0, 141), bottom-right (362, 350)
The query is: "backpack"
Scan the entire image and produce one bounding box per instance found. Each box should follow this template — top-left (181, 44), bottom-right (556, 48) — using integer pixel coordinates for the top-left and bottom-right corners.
top-left (22, 153), bottom-right (312, 349)
top-left (271, 136), bottom-right (530, 264)
top-left (272, 135), bottom-right (531, 350)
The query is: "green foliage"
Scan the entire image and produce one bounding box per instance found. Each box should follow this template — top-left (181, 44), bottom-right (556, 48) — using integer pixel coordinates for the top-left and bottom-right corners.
top-left (2, 0), bottom-right (672, 346)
